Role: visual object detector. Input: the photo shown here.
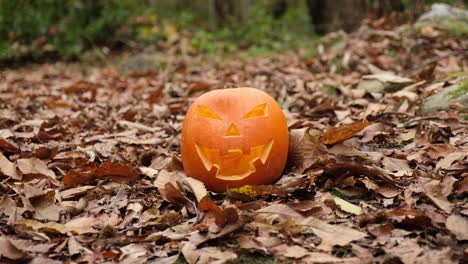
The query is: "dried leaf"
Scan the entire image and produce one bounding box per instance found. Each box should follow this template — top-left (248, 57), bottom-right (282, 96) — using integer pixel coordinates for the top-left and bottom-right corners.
top-left (0, 138), bottom-right (20, 152)
top-left (283, 245), bottom-right (309, 259)
top-left (17, 157), bottom-right (56, 180)
top-left (446, 214), bottom-right (468, 240)
top-left (160, 182), bottom-right (188, 204)
top-left (198, 195), bottom-right (221, 212)
top-left (300, 216), bottom-right (367, 251)
top-left (334, 196), bottom-right (363, 215)
top-left (95, 160), bottom-right (140, 183)
top-left (62, 163), bottom-right (98, 188)
top-left (319, 121), bottom-right (373, 145)
top-left (63, 80), bottom-right (102, 93)
top-left (63, 161), bottom-right (139, 188)
top-left (417, 177), bottom-right (453, 213)
top-left (0, 237), bottom-right (28, 260)
top-left (0, 152), bottom-right (22, 180)
top-left (319, 162), bottom-right (402, 188)
top-left (16, 217), bottom-right (96, 235)
top-left (288, 129), bottom-right (328, 173)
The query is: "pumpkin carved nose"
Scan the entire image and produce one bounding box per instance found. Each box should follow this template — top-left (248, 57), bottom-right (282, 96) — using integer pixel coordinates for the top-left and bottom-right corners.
top-left (225, 123), bottom-right (240, 137)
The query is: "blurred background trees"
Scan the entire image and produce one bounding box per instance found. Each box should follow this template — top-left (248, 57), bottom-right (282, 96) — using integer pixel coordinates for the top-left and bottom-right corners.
top-left (0, 0), bottom-right (465, 62)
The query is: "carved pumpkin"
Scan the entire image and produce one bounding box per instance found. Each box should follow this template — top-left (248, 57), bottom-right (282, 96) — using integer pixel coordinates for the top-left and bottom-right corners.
top-left (181, 87), bottom-right (289, 192)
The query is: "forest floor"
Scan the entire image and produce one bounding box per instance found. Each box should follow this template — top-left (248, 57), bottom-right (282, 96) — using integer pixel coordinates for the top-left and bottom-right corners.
top-left (0, 16), bottom-right (467, 264)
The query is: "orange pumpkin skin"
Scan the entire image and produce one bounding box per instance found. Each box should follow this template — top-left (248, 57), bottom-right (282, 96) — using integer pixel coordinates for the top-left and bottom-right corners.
top-left (181, 87), bottom-right (289, 192)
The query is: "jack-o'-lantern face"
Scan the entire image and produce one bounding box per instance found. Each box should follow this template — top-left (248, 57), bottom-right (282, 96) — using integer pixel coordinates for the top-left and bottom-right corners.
top-left (181, 87), bottom-right (289, 192)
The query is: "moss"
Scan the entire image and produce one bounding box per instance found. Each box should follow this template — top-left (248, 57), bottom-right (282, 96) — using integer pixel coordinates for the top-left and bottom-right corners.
top-left (440, 18), bottom-right (468, 38)
top-left (435, 71), bottom-right (468, 82)
top-left (445, 79), bottom-right (468, 100)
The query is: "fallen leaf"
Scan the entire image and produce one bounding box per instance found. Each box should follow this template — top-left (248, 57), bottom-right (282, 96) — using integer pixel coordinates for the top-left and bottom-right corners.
top-left (62, 163), bottom-right (98, 188)
top-left (417, 177), bottom-right (453, 213)
top-left (182, 242), bottom-right (236, 264)
top-left (387, 238), bottom-right (423, 264)
top-left (288, 129), bottom-right (328, 173)
top-left (319, 162), bottom-right (403, 188)
top-left (0, 152), bottom-right (22, 180)
top-left (0, 138), bottom-right (20, 152)
top-left (319, 121), bottom-right (373, 145)
top-left (179, 176), bottom-right (208, 202)
top-left (16, 217), bottom-right (96, 235)
top-left (63, 80), bottom-right (102, 93)
top-left (334, 196), bottom-right (363, 215)
top-left (160, 182), bottom-right (188, 204)
top-left (17, 157), bottom-right (56, 180)
top-left (198, 195), bottom-right (221, 212)
top-left (0, 237), bottom-right (28, 260)
top-left (95, 160), bottom-right (140, 183)
top-left (63, 161), bottom-right (139, 188)
top-left (284, 245), bottom-right (309, 259)
top-left (446, 214), bottom-right (468, 240)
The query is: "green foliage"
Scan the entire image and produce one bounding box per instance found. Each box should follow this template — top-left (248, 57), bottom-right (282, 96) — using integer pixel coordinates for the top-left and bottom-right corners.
top-left (0, 0), bottom-right (140, 60)
top-left (332, 246), bottom-right (354, 258)
top-left (0, 0), bottom-right (315, 61)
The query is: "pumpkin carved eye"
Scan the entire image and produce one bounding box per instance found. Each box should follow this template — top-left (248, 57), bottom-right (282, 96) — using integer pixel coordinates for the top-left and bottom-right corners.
top-left (196, 105), bottom-right (222, 120)
top-left (242, 104), bottom-right (267, 119)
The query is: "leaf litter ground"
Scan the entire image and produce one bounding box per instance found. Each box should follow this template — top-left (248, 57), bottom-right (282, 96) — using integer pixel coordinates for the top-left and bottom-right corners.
top-left (0, 19), bottom-right (467, 264)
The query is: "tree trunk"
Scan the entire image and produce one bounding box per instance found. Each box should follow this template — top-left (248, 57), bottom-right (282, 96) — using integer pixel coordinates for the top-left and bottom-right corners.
top-left (307, 0), bottom-right (367, 34)
top-left (210, 0), bottom-right (246, 28)
top-left (409, 0), bottom-right (425, 21)
top-left (376, 0), bottom-right (404, 17)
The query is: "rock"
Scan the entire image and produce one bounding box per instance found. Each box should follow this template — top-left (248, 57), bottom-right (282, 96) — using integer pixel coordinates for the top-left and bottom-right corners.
top-left (357, 73), bottom-right (413, 94)
top-left (415, 3), bottom-right (468, 27)
top-left (421, 79), bottom-right (468, 113)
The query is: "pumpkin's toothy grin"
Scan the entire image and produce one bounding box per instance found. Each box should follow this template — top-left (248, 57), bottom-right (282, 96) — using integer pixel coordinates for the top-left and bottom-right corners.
top-left (195, 139), bottom-right (274, 180)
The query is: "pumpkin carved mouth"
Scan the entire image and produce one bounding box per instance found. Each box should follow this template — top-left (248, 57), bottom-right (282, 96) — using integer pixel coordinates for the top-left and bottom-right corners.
top-left (195, 139), bottom-right (274, 180)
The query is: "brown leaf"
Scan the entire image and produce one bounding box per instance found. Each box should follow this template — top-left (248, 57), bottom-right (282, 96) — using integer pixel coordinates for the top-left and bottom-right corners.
top-left (0, 237), bottom-right (28, 260)
top-left (63, 161), bottom-right (139, 188)
top-left (189, 80), bottom-right (216, 94)
top-left (455, 177), bottom-right (468, 195)
top-left (198, 196), bottom-right (237, 227)
top-left (34, 146), bottom-right (58, 160)
top-left (0, 152), bottom-right (22, 180)
top-left (300, 216), bottom-right (367, 251)
top-left (319, 121), bottom-right (373, 145)
top-left (146, 85), bottom-right (164, 104)
top-left (63, 80), bottom-right (103, 93)
top-left (37, 121), bottom-right (64, 141)
top-left (181, 242), bottom-right (236, 264)
top-left (94, 160), bottom-right (139, 183)
top-left (0, 138), bottom-right (20, 152)
top-left (198, 195), bottom-right (221, 212)
top-left (446, 214), bottom-right (468, 240)
top-left (160, 182), bottom-right (188, 204)
top-left (283, 245), bottom-right (309, 259)
top-left (318, 162), bottom-right (403, 188)
top-left (62, 163), bottom-right (98, 188)
top-left (17, 157), bottom-right (57, 183)
top-left (386, 238), bottom-right (423, 264)
top-left (288, 129), bottom-right (328, 173)
top-left (289, 200), bottom-right (324, 216)
top-left (16, 217), bottom-right (96, 235)
top-left (417, 177), bottom-right (453, 213)
top-left (222, 208), bottom-right (239, 224)
top-left (388, 209), bottom-right (433, 228)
